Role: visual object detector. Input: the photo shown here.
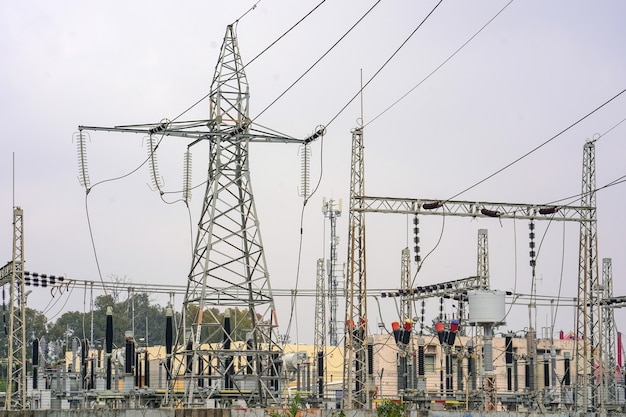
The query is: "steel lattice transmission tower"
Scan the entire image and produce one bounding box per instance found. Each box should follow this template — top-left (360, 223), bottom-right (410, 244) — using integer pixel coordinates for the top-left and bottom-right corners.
top-left (575, 137), bottom-right (602, 411)
top-left (400, 247), bottom-right (412, 324)
top-left (79, 24), bottom-right (322, 407)
top-left (476, 229), bottom-right (490, 290)
top-left (0, 207), bottom-right (27, 410)
top-left (313, 258), bottom-right (326, 403)
top-left (601, 258), bottom-right (619, 406)
top-left (343, 126), bottom-right (369, 409)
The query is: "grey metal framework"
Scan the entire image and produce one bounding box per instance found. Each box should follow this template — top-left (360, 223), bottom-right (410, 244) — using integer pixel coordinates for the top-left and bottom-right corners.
top-left (323, 198), bottom-right (342, 347)
top-left (79, 24), bottom-right (322, 407)
top-left (601, 258), bottom-right (620, 407)
top-left (380, 275), bottom-right (487, 301)
top-left (576, 138), bottom-right (601, 412)
top-left (348, 192), bottom-right (596, 410)
top-left (477, 229), bottom-right (490, 289)
top-left (313, 259), bottom-right (326, 401)
top-left (353, 196), bottom-right (591, 221)
top-left (0, 207), bottom-right (26, 410)
top-left (343, 127), bottom-right (369, 409)
top-left (400, 248), bottom-right (412, 323)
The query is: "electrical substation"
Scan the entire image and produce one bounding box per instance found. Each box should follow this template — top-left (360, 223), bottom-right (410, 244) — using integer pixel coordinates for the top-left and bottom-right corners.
top-left (2, 14), bottom-right (626, 417)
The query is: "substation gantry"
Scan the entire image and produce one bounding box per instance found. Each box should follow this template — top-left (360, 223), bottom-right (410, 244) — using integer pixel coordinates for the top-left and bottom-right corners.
top-left (1, 207), bottom-right (26, 410)
top-left (78, 24), bottom-right (323, 407)
top-left (343, 130), bottom-right (607, 412)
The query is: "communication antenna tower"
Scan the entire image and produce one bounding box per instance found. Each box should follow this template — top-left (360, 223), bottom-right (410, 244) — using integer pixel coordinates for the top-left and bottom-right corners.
top-left (322, 198), bottom-right (342, 346)
top-left (78, 24), bottom-right (323, 407)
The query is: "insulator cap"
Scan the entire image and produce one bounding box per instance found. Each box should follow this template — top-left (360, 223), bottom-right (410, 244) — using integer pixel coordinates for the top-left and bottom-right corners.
top-left (481, 208), bottom-right (500, 217)
top-left (422, 201), bottom-right (442, 210)
top-left (539, 206), bottom-right (558, 215)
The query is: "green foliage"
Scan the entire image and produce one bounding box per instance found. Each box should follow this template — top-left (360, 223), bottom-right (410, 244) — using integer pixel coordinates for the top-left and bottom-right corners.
top-left (265, 393), bottom-right (303, 417)
top-left (287, 392), bottom-right (303, 417)
top-left (377, 399), bottom-right (406, 417)
top-left (330, 410), bottom-right (346, 417)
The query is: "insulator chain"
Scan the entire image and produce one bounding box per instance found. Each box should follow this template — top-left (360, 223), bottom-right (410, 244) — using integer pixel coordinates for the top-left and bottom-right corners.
top-left (298, 144), bottom-right (311, 199)
top-left (183, 150), bottom-right (192, 204)
top-left (74, 131), bottom-right (91, 189)
top-left (413, 214), bottom-right (421, 264)
top-left (529, 220), bottom-right (536, 268)
top-left (146, 135), bottom-right (164, 192)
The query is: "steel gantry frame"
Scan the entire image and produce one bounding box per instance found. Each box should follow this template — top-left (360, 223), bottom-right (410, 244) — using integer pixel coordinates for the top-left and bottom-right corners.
top-left (341, 119), bottom-right (598, 410)
top-left (1, 207), bottom-right (26, 410)
top-left (400, 248), bottom-right (412, 324)
top-left (79, 24), bottom-right (322, 407)
top-left (313, 259), bottom-right (326, 403)
top-left (576, 138), bottom-right (601, 412)
top-left (601, 257), bottom-right (620, 407)
top-left (343, 126), bottom-right (369, 409)
top-left (346, 194), bottom-right (596, 410)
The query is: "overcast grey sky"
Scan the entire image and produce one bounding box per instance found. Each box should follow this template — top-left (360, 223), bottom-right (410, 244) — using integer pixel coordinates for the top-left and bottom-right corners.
top-left (1, 1), bottom-right (625, 345)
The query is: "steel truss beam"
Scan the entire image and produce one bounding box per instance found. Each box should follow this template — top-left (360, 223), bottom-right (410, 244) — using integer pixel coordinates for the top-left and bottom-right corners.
top-left (353, 196), bottom-right (591, 221)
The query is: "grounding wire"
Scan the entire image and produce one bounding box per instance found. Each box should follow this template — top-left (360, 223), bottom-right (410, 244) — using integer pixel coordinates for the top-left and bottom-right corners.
top-left (170, 1), bottom-right (328, 124)
top-left (233, 0), bottom-right (263, 24)
top-left (447, 88), bottom-right (626, 201)
top-left (323, 0), bottom-right (445, 130)
top-left (550, 222), bottom-right (567, 334)
top-left (363, 0), bottom-right (514, 129)
top-left (281, 202), bottom-right (307, 348)
top-left (253, 0), bottom-right (384, 123)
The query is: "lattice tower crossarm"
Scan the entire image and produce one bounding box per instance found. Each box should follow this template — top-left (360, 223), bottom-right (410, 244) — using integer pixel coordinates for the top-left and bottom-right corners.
top-left (576, 138), bottom-right (601, 411)
top-left (353, 196), bottom-right (592, 221)
top-left (380, 275), bottom-right (487, 300)
top-left (343, 127), bottom-right (369, 409)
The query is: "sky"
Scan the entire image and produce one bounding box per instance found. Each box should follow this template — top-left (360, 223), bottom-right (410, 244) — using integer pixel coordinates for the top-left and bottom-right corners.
top-left (1, 0), bottom-right (625, 347)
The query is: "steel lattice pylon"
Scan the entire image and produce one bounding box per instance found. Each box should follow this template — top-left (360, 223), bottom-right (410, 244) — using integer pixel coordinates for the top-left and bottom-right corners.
top-left (575, 138), bottom-right (602, 411)
top-left (176, 25), bottom-right (282, 407)
top-left (79, 24), bottom-right (323, 408)
top-left (343, 126), bottom-right (369, 409)
top-left (601, 258), bottom-right (619, 406)
top-left (313, 259), bottom-right (326, 402)
top-left (1, 207), bottom-right (26, 410)
top-left (400, 248), bottom-right (412, 324)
